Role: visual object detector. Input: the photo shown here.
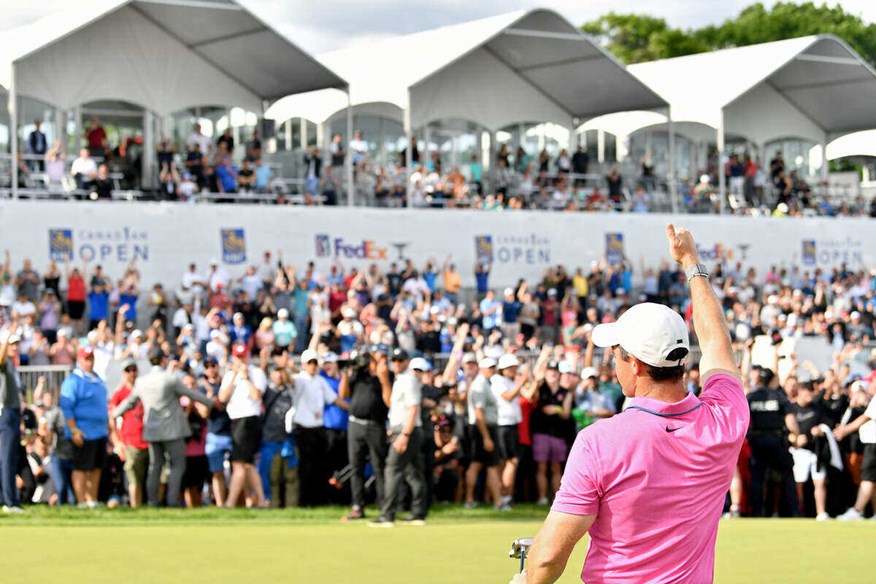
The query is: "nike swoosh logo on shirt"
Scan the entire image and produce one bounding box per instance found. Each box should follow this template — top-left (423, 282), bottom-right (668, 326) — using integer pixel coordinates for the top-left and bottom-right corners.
top-left (665, 426), bottom-right (682, 433)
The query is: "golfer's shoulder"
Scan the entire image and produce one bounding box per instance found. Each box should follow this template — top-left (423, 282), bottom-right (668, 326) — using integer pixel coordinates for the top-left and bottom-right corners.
top-left (576, 414), bottom-right (636, 449)
top-left (699, 371), bottom-right (747, 409)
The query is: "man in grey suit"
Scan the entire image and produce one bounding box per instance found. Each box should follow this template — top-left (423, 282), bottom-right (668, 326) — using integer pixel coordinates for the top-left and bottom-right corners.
top-left (112, 347), bottom-right (215, 507)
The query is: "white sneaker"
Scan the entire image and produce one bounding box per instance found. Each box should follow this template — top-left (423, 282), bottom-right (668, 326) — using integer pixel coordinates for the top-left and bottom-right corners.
top-left (536, 498), bottom-right (549, 506)
top-left (836, 508), bottom-right (863, 521)
top-left (815, 512), bottom-right (831, 522)
top-left (2, 505), bottom-right (25, 514)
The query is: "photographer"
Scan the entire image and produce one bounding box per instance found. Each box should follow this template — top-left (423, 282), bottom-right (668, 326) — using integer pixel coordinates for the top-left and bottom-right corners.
top-left (339, 345), bottom-right (391, 521)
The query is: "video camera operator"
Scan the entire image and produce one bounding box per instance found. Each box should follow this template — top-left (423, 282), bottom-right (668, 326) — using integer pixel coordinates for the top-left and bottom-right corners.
top-left (339, 344), bottom-right (392, 521)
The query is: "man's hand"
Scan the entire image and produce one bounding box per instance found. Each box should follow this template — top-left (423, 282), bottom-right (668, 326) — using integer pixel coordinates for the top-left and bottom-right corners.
top-left (665, 224), bottom-right (699, 267)
top-left (508, 571), bottom-right (526, 584)
top-left (393, 433), bottom-right (409, 454)
top-left (484, 436), bottom-right (495, 453)
top-left (71, 429), bottom-right (85, 447)
top-left (834, 426), bottom-right (848, 441)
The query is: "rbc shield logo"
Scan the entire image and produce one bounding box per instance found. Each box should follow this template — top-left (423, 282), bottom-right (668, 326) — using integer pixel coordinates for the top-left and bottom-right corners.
top-left (49, 229), bottom-right (73, 261)
top-left (605, 233), bottom-right (625, 265)
top-left (221, 228), bottom-right (246, 264)
top-left (474, 235), bottom-right (493, 264)
top-left (802, 240), bottom-right (816, 266)
top-left (315, 234), bottom-right (331, 258)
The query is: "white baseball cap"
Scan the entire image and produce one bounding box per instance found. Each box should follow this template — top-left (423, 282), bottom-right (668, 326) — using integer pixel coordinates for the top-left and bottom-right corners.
top-left (301, 349), bottom-right (319, 363)
top-left (478, 357), bottom-right (497, 369)
top-left (410, 357), bottom-right (432, 372)
top-left (558, 361), bottom-right (574, 374)
top-left (497, 354), bottom-right (519, 370)
top-left (277, 308), bottom-right (289, 319)
top-left (322, 352), bottom-right (338, 363)
top-left (592, 303), bottom-right (689, 368)
top-left (342, 308), bottom-right (357, 319)
top-left (581, 366), bottom-right (598, 379)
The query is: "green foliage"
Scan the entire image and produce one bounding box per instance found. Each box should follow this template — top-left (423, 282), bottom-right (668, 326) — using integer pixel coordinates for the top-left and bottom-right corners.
top-left (582, 2), bottom-right (876, 66)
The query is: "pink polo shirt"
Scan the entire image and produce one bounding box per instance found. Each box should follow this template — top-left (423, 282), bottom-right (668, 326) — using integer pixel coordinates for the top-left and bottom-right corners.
top-left (553, 373), bottom-right (749, 583)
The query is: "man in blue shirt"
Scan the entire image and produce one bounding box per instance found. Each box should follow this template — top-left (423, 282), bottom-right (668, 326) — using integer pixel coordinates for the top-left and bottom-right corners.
top-left (272, 308), bottom-right (297, 351)
top-left (500, 287), bottom-right (521, 341)
top-left (480, 290), bottom-right (501, 335)
top-left (254, 157), bottom-right (272, 194)
top-left (215, 157), bottom-right (238, 194)
top-left (320, 353), bottom-right (349, 503)
top-left (88, 281), bottom-right (110, 330)
top-left (60, 346), bottom-right (109, 508)
top-left (475, 261), bottom-right (491, 298)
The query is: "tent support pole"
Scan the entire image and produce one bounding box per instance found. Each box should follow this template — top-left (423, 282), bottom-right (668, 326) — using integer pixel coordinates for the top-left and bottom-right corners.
top-left (345, 89), bottom-right (354, 207)
top-left (10, 63), bottom-right (18, 198)
top-left (717, 112), bottom-right (726, 215)
top-left (404, 90), bottom-right (412, 208)
top-left (597, 129), bottom-right (605, 164)
top-left (820, 133), bottom-right (829, 187)
top-left (667, 108), bottom-right (677, 214)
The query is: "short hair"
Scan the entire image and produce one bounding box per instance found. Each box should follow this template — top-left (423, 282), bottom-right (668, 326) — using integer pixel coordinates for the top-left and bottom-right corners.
top-left (617, 346), bottom-right (685, 383)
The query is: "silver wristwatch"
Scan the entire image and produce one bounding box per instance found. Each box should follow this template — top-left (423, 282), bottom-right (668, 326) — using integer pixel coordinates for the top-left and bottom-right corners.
top-left (685, 263), bottom-right (709, 283)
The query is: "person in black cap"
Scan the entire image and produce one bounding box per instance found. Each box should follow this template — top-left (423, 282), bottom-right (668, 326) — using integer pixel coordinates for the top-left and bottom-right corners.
top-left (368, 348), bottom-right (427, 527)
top-left (747, 366), bottom-right (800, 516)
top-left (339, 344), bottom-right (391, 521)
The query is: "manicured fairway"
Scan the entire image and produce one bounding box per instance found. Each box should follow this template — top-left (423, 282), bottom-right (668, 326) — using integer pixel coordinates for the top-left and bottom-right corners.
top-left (1, 506), bottom-right (871, 583)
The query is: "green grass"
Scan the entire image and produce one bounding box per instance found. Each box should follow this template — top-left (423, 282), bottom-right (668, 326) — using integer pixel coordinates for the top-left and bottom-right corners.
top-left (1, 505), bottom-right (873, 583)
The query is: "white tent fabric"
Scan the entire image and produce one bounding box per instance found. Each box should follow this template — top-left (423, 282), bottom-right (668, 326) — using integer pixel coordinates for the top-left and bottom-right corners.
top-left (587, 35), bottom-right (876, 145)
top-left (0, 0), bottom-right (347, 116)
top-left (266, 9), bottom-right (667, 131)
top-left (827, 130), bottom-right (876, 160)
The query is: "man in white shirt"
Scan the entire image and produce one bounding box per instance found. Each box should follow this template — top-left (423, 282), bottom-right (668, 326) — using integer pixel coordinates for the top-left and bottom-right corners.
top-left (835, 380), bottom-right (876, 520)
top-left (70, 148), bottom-right (97, 190)
top-left (349, 130), bottom-right (368, 166)
top-left (368, 349), bottom-right (427, 527)
top-left (293, 349), bottom-right (342, 506)
top-left (187, 123), bottom-right (211, 156)
top-left (218, 343), bottom-right (267, 508)
top-left (491, 354), bottom-right (524, 510)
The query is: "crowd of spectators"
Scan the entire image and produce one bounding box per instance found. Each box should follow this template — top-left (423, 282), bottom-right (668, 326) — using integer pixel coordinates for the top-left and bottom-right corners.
top-left (0, 248), bottom-right (875, 521)
top-left (18, 120), bottom-right (876, 216)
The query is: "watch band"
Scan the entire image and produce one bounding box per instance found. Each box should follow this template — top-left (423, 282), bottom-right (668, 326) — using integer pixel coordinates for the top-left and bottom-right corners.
top-left (685, 263), bottom-right (709, 282)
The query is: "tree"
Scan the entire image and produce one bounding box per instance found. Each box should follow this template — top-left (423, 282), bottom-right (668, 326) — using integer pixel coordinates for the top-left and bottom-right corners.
top-left (582, 2), bottom-right (876, 66)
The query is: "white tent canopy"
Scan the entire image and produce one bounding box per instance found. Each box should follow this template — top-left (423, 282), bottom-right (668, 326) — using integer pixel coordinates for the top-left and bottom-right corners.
top-left (0, 0), bottom-right (347, 117)
top-left (586, 35), bottom-right (876, 147)
top-left (266, 9), bottom-right (667, 131)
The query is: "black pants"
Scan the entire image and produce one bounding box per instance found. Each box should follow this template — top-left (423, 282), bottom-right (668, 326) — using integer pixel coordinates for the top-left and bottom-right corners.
top-left (295, 427), bottom-right (326, 506)
top-left (382, 428), bottom-right (427, 520)
top-left (749, 434), bottom-right (799, 517)
top-left (421, 424), bottom-right (435, 511)
top-left (0, 408), bottom-right (21, 507)
top-left (324, 428), bottom-right (349, 504)
top-left (347, 421), bottom-right (386, 512)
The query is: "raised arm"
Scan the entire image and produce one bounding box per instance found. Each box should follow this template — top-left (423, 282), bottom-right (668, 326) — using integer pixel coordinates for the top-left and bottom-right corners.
top-left (666, 224), bottom-right (739, 382)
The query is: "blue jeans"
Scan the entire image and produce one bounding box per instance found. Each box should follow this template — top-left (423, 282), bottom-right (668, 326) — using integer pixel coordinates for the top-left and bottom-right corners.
top-left (0, 408), bottom-right (21, 507)
top-left (258, 439), bottom-right (297, 502)
top-left (50, 456), bottom-right (76, 506)
top-left (294, 315), bottom-right (309, 353)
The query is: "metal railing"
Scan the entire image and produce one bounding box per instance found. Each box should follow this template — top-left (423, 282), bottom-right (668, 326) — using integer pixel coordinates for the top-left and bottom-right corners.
top-left (19, 364), bottom-right (73, 402)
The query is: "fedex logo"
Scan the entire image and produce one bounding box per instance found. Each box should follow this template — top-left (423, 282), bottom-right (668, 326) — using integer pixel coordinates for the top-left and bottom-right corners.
top-left (696, 243), bottom-right (733, 262)
top-left (315, 235), bottom-right (388, 260)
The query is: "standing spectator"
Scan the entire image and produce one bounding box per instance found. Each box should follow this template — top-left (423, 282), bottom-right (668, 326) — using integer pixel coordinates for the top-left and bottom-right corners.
top-left (320, 353), bottom-right (348, 503)
top-left (185, 142), bottom-right (205, 186)
top-left (480, 290), bottom-right (501, 335)
top-left (87, 279), bottom-right (110, 331)
top-left (259, 364), bottom-right (298, 508)
top-left (216, 157), bottom-right (239, 195)
top-left (369, 349), bottom-right (427, 527)
top-left (218, 344), bottom-right (267, 508)
top-left (330, 133), bottom-right (346, 168)
top-left (349, 130), bottom-right (368, 166)
top-left (272, 309), bottom-right (297, 352)
top-left (835, 380), bottom-right (876, 521)
top-left (181, 373), bottom-right (210, 508)
top-left (747, 367), bottom-right (800, 517)
top-left (200, 358), bottom-right (231, 506)
top-left (464, 358), bottom-right (502, 509)
top-left (15, 258), bottom-right (40, 303)
top-left (42, 386), bottom-right (75, 506)
top-left (531, 361), bottom-right (574, 504)
top-left (492, 355), bottom-right (525, 510)
top-left (304, 148), bottom-right (322, 197)
top-left (84, 117), bottom-right (107, 157)
top-left (339, 346), bottom-right (391, 521)
top-left (60, 346), bottom-right (109, 509)
top-left (254, 157), bottom-right (272, 194)
top-left (27, 119), bottom-right (47, 171)
top-left (216, 128), bottom-right (234, 154)
top-left (107, 359), bottom-right (148, 507)
top-left (501, 288), bottom-right (521, 341)
top-left (292, 349), bottom-right (341, 506)
top-left (790, 382), bottom-right (830, 520)
top-left (112, 348), bottom-right (214, 507)
top-left (442, 258), bottom-right (462, 305)
top-left (0, 331), bottom-right (23, 513)
top-left (475, 261), bottom-right (491, 298)
top-left (187, 123), bottom-right (211, 157)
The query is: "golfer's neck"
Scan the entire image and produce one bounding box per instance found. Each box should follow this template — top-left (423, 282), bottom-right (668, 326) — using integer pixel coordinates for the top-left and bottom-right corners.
top-left (634, 381), bottom-right (687, 403)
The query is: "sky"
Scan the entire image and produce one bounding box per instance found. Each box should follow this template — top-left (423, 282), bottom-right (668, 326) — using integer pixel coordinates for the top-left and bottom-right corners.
top-left (1, 0), bottom-right (875, 54)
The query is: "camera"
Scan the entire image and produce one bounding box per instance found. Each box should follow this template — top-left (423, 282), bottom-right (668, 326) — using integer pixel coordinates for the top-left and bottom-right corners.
top-left (338, 346), bottom-right (373, 371)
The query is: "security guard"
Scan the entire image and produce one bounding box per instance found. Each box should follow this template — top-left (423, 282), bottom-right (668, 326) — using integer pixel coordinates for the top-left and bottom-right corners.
top-left (747, 367), bottom-right (801, 517)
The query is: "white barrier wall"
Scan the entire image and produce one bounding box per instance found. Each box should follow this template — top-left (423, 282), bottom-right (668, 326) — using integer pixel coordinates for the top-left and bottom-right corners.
top-left (1, 201), bottom-right (870, 289)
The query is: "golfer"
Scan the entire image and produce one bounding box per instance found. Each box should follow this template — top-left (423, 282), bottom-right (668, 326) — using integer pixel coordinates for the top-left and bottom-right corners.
top-left (521, 225), bottom-right (749, 583)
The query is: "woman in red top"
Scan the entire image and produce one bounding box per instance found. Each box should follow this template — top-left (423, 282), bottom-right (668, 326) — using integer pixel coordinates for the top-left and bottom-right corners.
top-left (65, 261), bottom-right (87, 335)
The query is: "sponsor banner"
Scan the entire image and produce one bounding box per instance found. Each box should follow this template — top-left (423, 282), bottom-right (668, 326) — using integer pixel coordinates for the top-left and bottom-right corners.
top-left (0, 202), bottom-right (870, 290)
top-left (221, 228), bottom-right (246, 265)
top-left (605, 233), bottom-right (624, 265)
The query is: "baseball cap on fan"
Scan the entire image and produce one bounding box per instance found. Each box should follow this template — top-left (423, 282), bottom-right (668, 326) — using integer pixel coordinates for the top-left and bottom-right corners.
top-left (591, 303), bottom-right (689, 368)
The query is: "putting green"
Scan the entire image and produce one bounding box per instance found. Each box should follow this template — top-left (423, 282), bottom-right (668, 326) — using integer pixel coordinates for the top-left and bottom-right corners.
top-left (0, 507), bottom-right (872, 582)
